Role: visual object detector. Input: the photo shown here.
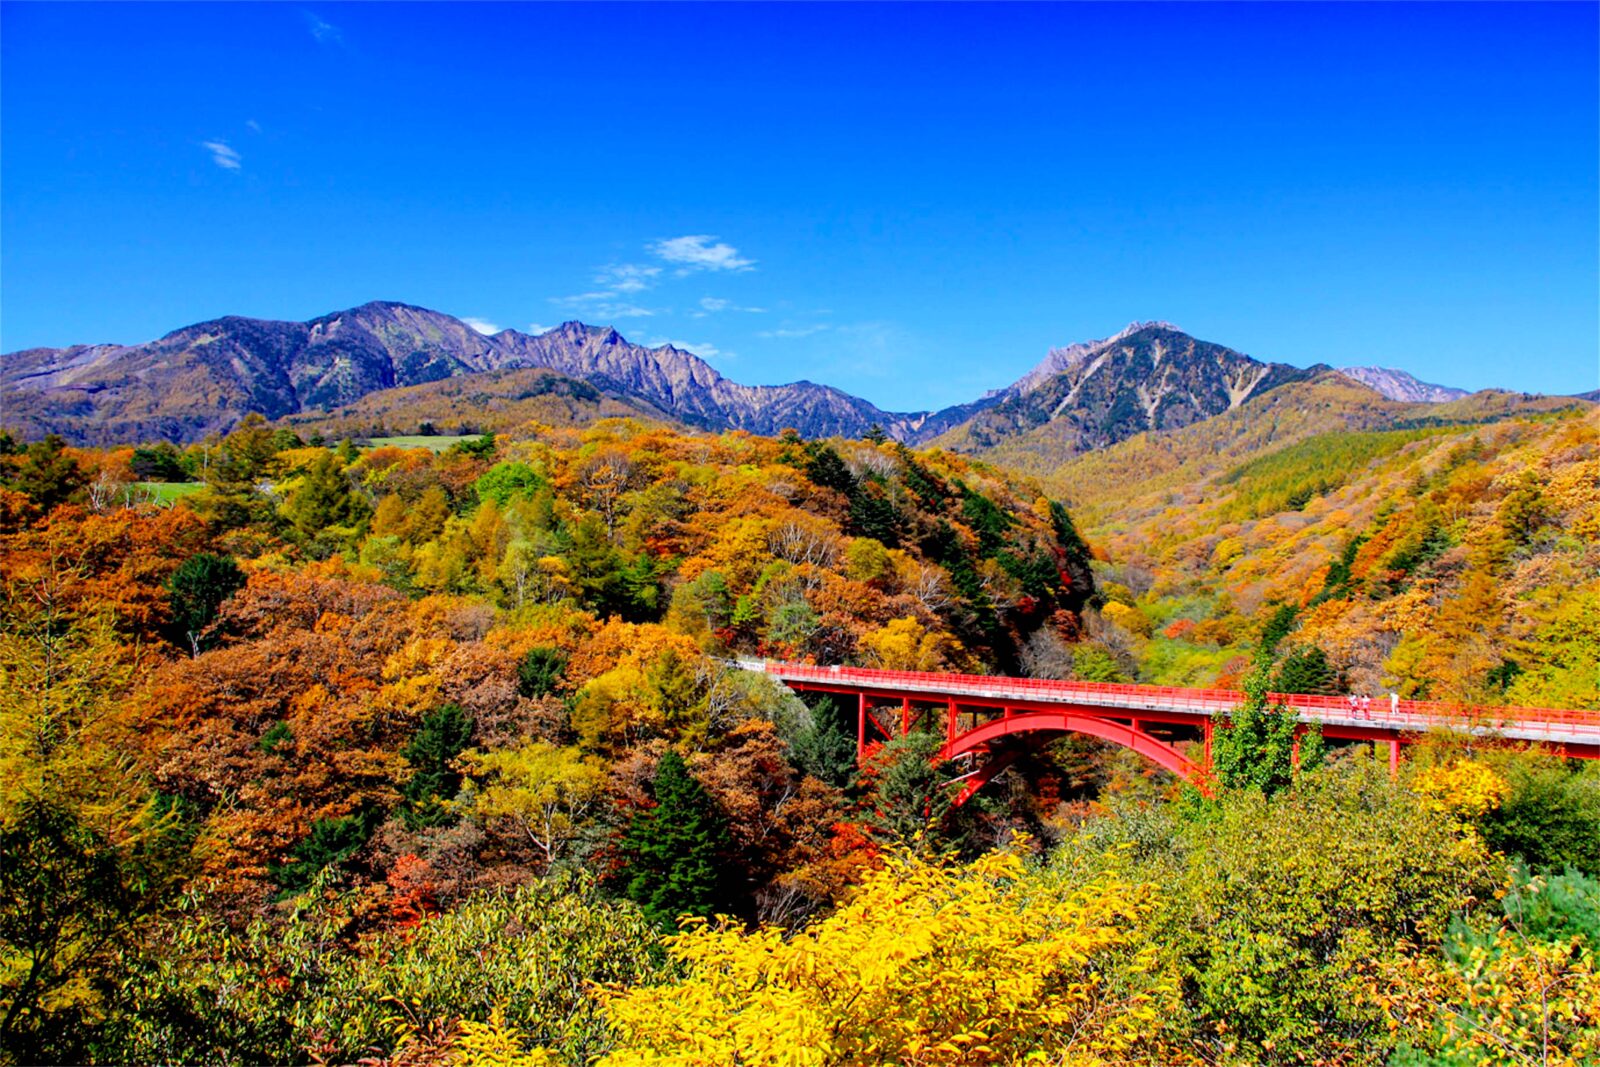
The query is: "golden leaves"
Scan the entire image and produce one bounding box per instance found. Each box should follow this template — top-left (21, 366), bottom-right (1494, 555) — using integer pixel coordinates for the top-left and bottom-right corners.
top-left (596, 841), bottom-right (1192, 1066)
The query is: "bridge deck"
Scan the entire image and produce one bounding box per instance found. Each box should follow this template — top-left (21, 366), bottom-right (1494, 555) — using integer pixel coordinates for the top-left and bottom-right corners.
top-left (739, 659), bottom-right (1600, 750)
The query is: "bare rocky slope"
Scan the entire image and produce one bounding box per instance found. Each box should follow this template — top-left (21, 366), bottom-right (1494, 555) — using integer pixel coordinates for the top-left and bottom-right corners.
top-left (1337, 366), bottom-right (1469, 403)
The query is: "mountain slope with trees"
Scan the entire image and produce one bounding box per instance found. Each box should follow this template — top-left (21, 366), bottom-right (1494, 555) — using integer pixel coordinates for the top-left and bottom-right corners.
top-left (1056, 403), bottom-right (1600, 708)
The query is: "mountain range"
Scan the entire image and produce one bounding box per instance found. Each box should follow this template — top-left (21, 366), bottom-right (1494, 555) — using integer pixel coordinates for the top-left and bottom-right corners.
top-left (2, 301), bottom-right (1583, 456)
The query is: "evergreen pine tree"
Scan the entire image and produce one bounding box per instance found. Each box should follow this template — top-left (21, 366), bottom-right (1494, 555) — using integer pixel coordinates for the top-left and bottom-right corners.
top-left (1272, 645), bottom-right (1340, 695)
top-left (848, 483), bottom-right (903, 547)
top-left (804, 445), bottom-right (856, 494)
top-left (269, 808), bottom-right (377, 894)
top-left (165, 553), bottom-right (246, 655)
top-left (9, 435), bottom-right (87, 511)
top-left (515, 646), bottom-right (568, 698)
top-left (618, 751), bottom-right (731, 928)
top-left (1258, 603), bottom-right (1300, 655)
top-left (400, 703), bottom-right (473, 828)
top-left (789, 698), bottom-right (859, 790)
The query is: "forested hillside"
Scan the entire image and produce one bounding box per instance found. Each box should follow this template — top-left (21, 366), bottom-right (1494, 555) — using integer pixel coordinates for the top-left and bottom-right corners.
top-left (2, 413), bottom-right (1596, 1065)
top-left (1056, 404), bottom-right (1600, 709)
top-left (277, 367), bottom-right (683, 440)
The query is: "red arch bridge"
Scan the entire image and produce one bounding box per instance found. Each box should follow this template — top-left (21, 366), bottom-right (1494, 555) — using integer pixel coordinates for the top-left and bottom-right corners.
top-left (735, 659), bottom-right (1600, 804)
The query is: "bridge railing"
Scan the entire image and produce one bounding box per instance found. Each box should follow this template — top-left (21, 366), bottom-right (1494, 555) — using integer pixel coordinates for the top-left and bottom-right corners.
top-left (751, 661), bottom-right (1600, 741)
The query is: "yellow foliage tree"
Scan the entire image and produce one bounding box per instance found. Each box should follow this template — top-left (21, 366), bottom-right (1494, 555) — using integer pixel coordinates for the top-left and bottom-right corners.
top-left (859, 616), bottom-right (961, 672)
top-left (1411, 760), bottom-right (1512, 821)
top-left (460, 742), bottom-right (606, 865)
top-left (597, 843), bottom-right (1193, 1066)
top-left (1100, 601), bottom-right (1152, 639)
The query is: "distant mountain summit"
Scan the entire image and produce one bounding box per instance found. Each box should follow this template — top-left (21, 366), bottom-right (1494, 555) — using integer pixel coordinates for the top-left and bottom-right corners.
top-left (1007, 321), bottom-right (1182, 396)
top-left (1, 301), bottom-right (916, 444)
top-left (927, 323), bottom-right (1323, 454)
top-left (1337, 366), bottom-right (1469, 403)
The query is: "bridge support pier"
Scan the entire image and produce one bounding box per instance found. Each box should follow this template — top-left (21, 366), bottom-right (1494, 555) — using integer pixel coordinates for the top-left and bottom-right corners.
top-left (857, 693), bottom-right (868, 763)
top-left (1389, 738), bottom-right (1400, 777)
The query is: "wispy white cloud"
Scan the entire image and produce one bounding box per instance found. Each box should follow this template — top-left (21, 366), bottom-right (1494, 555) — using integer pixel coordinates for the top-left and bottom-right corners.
top-left (595, 263), bottom-right (662, 293)
top-left (758, 324), bottom-right (830, 339)
top-left (246, 118), bottom-right (263, 133)
top-left (693, 296), bottom-right (765, 317)
top-left (306, 12), bottom-right (342, 45)
top-left (528, 322), bottom-right (553, 334)
top-left (649, 235), bottom-right (755, 273)
top-left (550, 293), bottom-right (656, 319)
top-left (463, 317), bottom-right (502, 335)
top-left (202, 140), bottom-right (242, 170)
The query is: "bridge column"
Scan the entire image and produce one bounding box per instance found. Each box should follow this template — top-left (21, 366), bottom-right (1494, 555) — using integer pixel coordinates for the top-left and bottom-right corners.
top-left (902, 698), bottom-right (912, 737)
top-left (1389, 738), bottom-right (1401, 777)
top-left (1202, 720), bottom-right (1213, 772)
top-left (857, 693), bottom-right (868, 764)
top-left (1291, 728), bottom-right (1301, 770)
top-left (946, 699), bottom-right (958, 744)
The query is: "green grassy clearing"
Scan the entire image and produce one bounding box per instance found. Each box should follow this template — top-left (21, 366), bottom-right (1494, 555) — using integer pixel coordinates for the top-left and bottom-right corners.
top-left (134, 482), bottom-right (205, 505)
top-left (363, 435), bottom-right (478, 452)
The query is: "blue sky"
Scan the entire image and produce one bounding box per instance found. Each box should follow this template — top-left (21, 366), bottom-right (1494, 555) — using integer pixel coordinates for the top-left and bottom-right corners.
top-left (3, 2), bottom-right (1596, 409)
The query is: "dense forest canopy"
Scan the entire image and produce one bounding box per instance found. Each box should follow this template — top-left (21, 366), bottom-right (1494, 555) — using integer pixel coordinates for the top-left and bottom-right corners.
top-left (1, 409), bottom-right (1597, 1065)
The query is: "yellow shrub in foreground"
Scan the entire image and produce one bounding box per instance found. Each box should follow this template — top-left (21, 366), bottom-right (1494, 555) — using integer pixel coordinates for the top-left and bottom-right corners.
top-left (1411, 760), bottom-right (1511, 821)
top-left (597, 842), bottom-right (1192, 1066)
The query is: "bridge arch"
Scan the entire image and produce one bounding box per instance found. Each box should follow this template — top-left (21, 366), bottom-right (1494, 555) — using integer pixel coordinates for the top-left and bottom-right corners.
top-left (940, 711), bottom-right (1211, 804)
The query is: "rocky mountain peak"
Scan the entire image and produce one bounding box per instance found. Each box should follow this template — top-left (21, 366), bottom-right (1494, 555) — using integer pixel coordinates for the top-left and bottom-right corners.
top-left (1010, 320), bottom-right (1184, 396)
top-left (930, 322), bottom-right (1321, 457)
top-left (1338, 367), bottom-right (1469, 403)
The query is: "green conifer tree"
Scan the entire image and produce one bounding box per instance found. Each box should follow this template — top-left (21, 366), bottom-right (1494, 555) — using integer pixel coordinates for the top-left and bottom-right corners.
top-left (789, 698), bottom-right (859, 791)
top-left (618, 751), bottom-right (731, 928)
top-left (9, 435), bottom-right (87, 511)
top-left (165, 553), bottom-right (246, 655)
top-left (400, 704), bottom-right (473, 829)
top-left (515, 646), bottom-right (568, 698)
top-left (1272, 645), bottom-right (1341, 695)
top-left (803, 445), bottom-right (856, 494)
